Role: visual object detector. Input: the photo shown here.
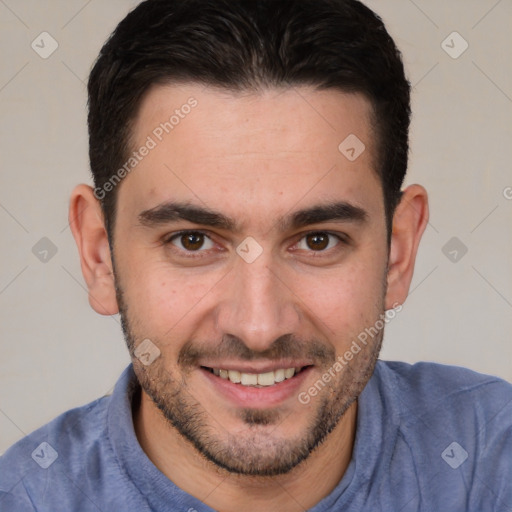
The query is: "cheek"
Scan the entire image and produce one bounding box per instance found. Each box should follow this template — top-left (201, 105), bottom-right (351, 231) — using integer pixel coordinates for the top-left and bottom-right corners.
top-left (300, 256), bottom-right (386, 338)
top-left (122, 263), bottom-right (221, 332)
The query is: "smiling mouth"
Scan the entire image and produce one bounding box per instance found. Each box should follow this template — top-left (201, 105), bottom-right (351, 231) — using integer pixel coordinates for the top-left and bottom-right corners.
top-left (202, 366), bottom-right (311, 387)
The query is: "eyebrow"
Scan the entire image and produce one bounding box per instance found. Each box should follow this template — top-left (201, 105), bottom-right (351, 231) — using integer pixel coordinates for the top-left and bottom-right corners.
top-left (137, 200), bottom-right (368, 232)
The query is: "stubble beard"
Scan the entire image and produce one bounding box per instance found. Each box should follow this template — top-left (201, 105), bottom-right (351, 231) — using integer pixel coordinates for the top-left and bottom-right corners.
top-left (114, 274), bottom-right (385, 477)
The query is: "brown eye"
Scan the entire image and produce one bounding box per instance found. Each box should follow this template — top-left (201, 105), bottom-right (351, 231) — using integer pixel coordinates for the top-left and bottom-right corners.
top-left (305, 232), bottom-right (330, 251)
top-left (181, 232), bottom-right (204, 250)
top-left (295, 232), bottom-right (344, 253)
top-left (168, 231), bottom-right (214, 252)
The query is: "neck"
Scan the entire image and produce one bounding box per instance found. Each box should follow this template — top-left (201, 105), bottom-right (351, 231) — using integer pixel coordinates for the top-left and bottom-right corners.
top-left (134, 391), bottom-right (357, 512)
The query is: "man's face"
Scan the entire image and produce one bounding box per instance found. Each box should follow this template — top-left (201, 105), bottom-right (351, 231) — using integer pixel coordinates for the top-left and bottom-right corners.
top-left (112, 84), bottom-right (390, 475)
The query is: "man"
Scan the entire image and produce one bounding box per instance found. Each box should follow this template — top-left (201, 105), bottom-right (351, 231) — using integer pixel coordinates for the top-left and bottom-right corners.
top-left (1, 0), bottom-right (511, 510)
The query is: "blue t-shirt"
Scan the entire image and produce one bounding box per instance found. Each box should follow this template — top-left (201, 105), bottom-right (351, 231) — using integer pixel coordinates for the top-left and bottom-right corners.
top-left (1, 360), bottom-right (511, 511)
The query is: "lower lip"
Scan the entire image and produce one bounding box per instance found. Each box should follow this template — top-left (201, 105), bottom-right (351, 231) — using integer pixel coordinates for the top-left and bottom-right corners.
top-left (200, 366), bottom-right (313, 408)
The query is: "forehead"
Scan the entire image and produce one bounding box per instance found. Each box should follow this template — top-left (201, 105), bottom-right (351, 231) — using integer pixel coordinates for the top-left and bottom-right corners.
top-left (119, 83), bottom-right (383, 228)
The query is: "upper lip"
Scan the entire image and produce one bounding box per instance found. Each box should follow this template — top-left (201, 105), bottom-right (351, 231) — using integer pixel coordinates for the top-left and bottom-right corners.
top-left (199, 361), bottom-right (313, 373)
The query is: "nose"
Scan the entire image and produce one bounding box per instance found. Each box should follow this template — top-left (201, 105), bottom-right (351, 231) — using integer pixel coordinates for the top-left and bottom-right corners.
top-left (214, 251), bottom-right (301, 353)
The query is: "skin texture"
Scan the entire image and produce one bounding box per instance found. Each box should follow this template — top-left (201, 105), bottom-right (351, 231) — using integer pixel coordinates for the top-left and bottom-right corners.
top-left (69, 84), bottom-right (429, 512)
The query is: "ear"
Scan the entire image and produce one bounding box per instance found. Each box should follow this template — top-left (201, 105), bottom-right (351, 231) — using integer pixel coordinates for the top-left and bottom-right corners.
top-left (385, 184), bottom-right (429, 309)
top-left (68, 184), bottom-right (119, 316)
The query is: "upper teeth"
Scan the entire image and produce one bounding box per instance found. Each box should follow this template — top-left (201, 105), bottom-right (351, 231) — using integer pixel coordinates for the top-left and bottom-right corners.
top-left (212, 367), bottom-right (299, 386)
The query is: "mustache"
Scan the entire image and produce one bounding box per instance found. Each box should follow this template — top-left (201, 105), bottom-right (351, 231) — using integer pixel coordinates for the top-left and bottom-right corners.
top-left (178, 333), bottom-right (335, 368)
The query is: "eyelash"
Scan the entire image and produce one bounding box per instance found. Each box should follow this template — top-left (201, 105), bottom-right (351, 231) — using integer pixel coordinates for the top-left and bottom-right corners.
top-left (162, 230), bottom-right (348, 258)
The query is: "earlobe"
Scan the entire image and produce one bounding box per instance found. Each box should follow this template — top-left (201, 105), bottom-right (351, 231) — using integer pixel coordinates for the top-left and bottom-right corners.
top-left (385, 184), bottom-right (429, 310)
top-left (68, 184), bottom-right (119, 316)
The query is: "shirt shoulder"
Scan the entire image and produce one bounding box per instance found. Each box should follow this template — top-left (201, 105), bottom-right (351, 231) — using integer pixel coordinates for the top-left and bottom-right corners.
top-left (380, 360), bottom-right (512, 434)
top-left (0, 394), bottom-right (121, 511)
top-left (0, 397), bottom-right (105, 503)
top-left (376, 360), bottom-right (512, 510)
top-left (382, 359), bottom-right (511, 397)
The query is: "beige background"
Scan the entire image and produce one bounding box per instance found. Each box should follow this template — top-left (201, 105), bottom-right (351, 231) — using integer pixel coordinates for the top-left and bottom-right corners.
top-left (1, 0), bottom-right (511, 454)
